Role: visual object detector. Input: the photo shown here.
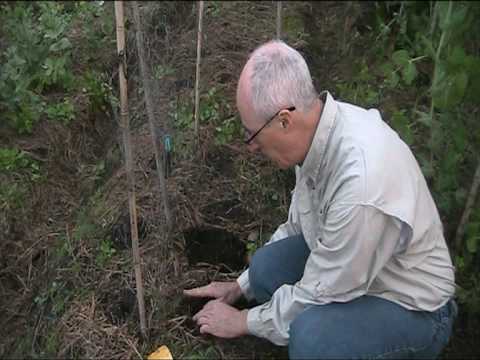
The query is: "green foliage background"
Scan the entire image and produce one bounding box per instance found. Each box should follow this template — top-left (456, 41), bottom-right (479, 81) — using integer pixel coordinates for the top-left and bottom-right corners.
top-left (333, 1), bottom-right (480, 317)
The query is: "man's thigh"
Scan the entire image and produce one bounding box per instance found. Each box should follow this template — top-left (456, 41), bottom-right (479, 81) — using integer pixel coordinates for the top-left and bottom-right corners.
top-left (249, 234), bottom-right (310, 303)
top-left (289, 296), bottom-right (454, 359)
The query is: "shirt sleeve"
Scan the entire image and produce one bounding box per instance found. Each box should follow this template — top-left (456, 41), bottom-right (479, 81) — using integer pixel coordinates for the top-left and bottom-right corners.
top-left (246, 203), bottom-right (404, 345)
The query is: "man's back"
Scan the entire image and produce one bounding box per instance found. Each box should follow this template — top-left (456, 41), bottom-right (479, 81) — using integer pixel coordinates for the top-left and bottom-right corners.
top-left (307, 95), bottom-right (456, 310)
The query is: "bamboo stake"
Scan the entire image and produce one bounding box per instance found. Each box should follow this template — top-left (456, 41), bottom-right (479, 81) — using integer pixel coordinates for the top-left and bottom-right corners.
top-left (114, 1), bottom-right (147, 338)
top-left (194, 0), bottom-right (204, 147)
top-left (455, 160), bottom-right (480, 252)
top-left (131, 1), bottom-right (172, 231)
top-left (276, 1), bottom-right (282, 39)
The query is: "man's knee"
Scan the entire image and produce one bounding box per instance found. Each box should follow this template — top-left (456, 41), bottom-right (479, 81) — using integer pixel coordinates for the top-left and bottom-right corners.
top-left (289, 306), bottom-right (344, 360)
top-left (248, 245), bottom-right (272, 302)
top-left (289, 308), bottom-right (321, 359)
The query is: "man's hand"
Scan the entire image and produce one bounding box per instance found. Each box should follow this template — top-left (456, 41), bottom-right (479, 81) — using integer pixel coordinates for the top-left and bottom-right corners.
top-left (183, 281), bottom-right (243, 305)
top-left (192, 300), bottom-right (248, 338)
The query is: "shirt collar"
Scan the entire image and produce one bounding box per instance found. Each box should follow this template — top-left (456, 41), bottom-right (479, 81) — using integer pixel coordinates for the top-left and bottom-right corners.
top-left (298, 90), bottom-right (338, 183)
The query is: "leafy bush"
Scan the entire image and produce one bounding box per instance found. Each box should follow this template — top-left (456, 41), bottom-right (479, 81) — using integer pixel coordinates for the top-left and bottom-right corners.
top-left (0, 148), bottom-right (41, 213)
top-left (0, 2), bottom-right (75, 133)
top-left (0, 148), bottom-right (40, 179)
top-left (335, 0), bottom-right (480, 324)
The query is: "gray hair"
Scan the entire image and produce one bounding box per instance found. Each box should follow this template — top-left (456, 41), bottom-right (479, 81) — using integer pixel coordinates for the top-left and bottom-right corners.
top-left (248, 40), bottom-right (318, 122)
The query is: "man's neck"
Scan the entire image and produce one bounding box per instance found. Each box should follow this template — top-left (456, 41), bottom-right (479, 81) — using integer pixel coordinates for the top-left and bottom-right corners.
top-left (304, 98), bottom-right (323, 154)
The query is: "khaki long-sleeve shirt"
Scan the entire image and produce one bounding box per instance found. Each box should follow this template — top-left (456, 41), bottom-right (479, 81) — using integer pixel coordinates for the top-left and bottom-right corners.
top-left (237, 91), bottom-right (456, 345)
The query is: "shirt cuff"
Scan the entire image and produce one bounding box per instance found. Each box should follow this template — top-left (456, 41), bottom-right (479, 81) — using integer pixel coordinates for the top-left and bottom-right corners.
top-left (237, 269), bottom-right (255, 301)
top-left (246, 305), bottom-right (264, 337)
top-left (247, 303), bottom-right (287, 345)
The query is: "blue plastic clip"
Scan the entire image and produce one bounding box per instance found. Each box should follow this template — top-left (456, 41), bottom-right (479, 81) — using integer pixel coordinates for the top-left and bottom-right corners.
top-left (164, 134), bottom-right (172, 153)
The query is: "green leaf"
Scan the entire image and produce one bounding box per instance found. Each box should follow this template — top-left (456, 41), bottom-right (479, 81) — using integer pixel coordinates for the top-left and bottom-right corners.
top-left (433, 70), bottom-right (468, 109)
top-left (449, 6), bottom-right (468, 33)
top-left (466, 235), bottom-right (479, 253)
top-left (451, 121), bottom-right (467, 153)
top-left (418, 154), bottom-right (434, 179)
top-left (429, 124), bottom-right (444, 154)
top-left (453, 71), bottom-right (468, 100)
top-left (448, 46), bottom-right (467, 67)
top-left (379, 62), bottom-right (393, 76)
top-left (391, 110), bottom-right (413, 145)
top-left (420, 35), bottom-right (435, 58)
top-left (415, 111), bottom-right (432, 128)
top-left (392, 49), bottom-right (409, 67)
top-left (438, 1), bottom-right (452, 31)
top-left (386, 71), bottom-right (399, 88)
top-left (402, 62), bottom-right (417, 85)
top-left (49, 37), bottom-right (71, 52)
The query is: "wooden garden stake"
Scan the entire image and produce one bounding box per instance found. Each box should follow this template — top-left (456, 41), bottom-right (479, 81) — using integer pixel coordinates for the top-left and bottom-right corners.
top-left (194, 0), bottom-right (204, 147)
top-left (276, 1), bottom-right (282, 39)
top-left (131, 1), bottom-right (172, 231)
top-left (114, 0), bottom-right (147, 338)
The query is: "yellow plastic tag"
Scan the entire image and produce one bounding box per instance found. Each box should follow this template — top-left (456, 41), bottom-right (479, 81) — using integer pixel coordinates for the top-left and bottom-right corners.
top-left (147, 345), bottom-right (173, 360)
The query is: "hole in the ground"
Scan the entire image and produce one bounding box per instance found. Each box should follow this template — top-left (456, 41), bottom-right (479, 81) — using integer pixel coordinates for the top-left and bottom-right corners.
top-left (184, 227), bottom-right (246, 271)
top-left (111, 213), bottom-right (147, 250)
top-left (102, 288), bottom-right (137, 325)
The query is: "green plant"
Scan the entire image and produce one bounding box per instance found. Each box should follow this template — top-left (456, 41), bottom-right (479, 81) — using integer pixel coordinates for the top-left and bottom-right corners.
top-left (214, 116), bottom-right (241, 146)
top-left (34, 280), bottom-right (71, 318)
top-left (205, 2), bottom-right (221, 17)
top-left (201, 88), bottom-right (242, 145)
top-left (169, 87), bottom-right (241, 158)
top-left (81, 70), bottom-right (114, 115)
top-left (73, 1), bottom-right (114, 58)
top-left (335, 60), bottom-right (380, 107)
top-left (359, 0), bottom-right (480, 323)
top-left (0, 148), bottom-right (40, 180)
top-left (96, 238), bottom-right (116, 267)
top-left (45, 98), bottom-right (75, 124)
top-left (0, 2), bottom-right (76, 133)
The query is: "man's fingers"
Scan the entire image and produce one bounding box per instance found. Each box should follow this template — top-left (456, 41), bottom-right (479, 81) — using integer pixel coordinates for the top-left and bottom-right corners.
top-left (203, 299), bottom-right (221, 310)
top-left (193, 308), bottom-right (213, 322)
top-left (192, 309), bottom-right (203, 321)
top-left (197, 316), bottom-right (209, 326)
top-left (183, 286), bottom-right (207, 297)
top-left (199, 324), bottom-right (211, 335)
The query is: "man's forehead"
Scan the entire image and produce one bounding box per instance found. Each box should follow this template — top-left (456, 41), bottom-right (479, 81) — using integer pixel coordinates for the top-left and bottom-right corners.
top-left (237, 62), bottom-right (252, 100)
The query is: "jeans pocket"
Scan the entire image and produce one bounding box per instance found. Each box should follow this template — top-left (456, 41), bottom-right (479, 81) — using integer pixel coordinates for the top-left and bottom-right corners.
top-left (427, 301), bottom-right (456, 357)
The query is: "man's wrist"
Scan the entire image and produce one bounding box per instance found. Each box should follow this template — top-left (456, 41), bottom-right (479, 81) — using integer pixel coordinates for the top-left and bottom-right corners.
top-left (239, 309), bottom-right (249, 336)
top-left (232, 281), bottom-right (243, 300)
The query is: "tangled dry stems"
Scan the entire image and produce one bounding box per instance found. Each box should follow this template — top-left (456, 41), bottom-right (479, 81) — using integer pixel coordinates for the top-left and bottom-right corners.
top-left (0, 2), bottom-right (300, 358)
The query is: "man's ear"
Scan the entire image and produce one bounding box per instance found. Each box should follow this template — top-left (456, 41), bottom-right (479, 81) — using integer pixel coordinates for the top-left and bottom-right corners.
top-left (278, 109), bottom-right (293, 129)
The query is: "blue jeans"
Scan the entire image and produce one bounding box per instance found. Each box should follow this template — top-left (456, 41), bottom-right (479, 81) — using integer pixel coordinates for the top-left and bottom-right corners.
top-left (248, 234), bottom-right (457, 359)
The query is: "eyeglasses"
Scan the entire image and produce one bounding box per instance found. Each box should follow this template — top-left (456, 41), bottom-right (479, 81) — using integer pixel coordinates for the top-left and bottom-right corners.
top-left (244, 106), bottom-right (296, 145)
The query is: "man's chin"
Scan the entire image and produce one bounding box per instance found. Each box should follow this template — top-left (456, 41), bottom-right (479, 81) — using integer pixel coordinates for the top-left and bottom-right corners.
top-left (275, 159), bottom-right (290, 170)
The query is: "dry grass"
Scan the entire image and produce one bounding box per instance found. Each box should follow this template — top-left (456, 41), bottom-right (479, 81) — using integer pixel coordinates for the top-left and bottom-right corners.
top-left (0, 2), bottom-right (309, 358)
top-left (58, 297), bottom-right (142, 359)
